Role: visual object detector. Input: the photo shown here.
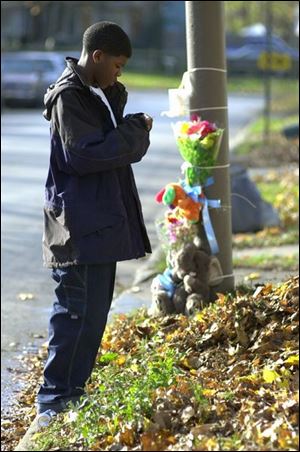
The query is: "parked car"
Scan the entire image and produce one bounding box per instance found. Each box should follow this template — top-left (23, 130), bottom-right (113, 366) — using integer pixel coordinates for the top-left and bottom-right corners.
top-left (226, 33), bottom-right (299, 76)
top-left (1, 51), bottom-right (66, 107)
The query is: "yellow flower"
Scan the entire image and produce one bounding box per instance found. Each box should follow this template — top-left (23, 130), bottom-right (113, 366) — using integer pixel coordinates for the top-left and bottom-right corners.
top-left (180, 123), bottom-right (190, 135)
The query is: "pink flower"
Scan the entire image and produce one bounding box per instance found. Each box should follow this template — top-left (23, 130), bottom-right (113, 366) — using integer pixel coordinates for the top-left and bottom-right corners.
top-left (199, 121), bottom-right (217, 137)
top-left (187, 123), bottom-right (202, 135)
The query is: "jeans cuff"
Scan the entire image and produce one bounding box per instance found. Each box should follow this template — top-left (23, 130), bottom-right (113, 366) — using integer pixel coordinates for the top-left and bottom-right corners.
top-left (37, 395), bottom-right (83, 414)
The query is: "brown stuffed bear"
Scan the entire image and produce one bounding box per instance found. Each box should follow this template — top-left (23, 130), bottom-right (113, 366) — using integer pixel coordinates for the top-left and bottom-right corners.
top-left (149, 237), bottom-right (223, 317)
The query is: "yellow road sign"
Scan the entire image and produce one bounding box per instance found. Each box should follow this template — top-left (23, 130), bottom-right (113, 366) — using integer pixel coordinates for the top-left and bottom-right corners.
top-left (257, 52), bottom-right (292, 72)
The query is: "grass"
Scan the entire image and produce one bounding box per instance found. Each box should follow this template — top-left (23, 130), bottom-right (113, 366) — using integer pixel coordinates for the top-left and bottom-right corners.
top-left (232, 227), bottom-right (299, 249)
top-left (248, 114), bottom-right (299, 135)
top-left (255, 176), bottom-right (298, 206)
top-left (233, 252), bottom-right (299, 271)
top-left (118, 71), bottom-right (264, 90)
top-left (119, 71), bottom-right (181, 89)
top-left (119, 71), bottom-right (299, 98)
top-left (232, 169), bottom-right (299, 248)
top-left (255, 180), bottom-right (282, 204)
top-left (70, 347), bottom-right (184, 447)
top-left (234, 114), bottom-right (299, 159)
top-left (33, 329), bottom-right (193, 450)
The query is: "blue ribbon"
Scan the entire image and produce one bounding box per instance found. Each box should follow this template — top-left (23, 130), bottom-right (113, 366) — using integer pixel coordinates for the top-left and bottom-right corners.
top-left (199, 197), bottom-right (221, 255)
top-left (180, 180), bottom-right (202, 202)
top-left (158, 268), bottom-right (176, 298)
top-left (204, 176), bottom-right (214, 187)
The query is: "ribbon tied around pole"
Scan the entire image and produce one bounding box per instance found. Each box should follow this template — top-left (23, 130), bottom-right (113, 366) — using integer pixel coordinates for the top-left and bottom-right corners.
top-left (180, 179), bottom-right (202, 202)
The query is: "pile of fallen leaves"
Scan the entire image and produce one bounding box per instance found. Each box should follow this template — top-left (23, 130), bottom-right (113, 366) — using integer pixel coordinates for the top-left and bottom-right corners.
top-left (2, 276), bottom-right (299, 451)
top-left (253, 169), bottom-right (299, 230)
top-left (233, 134), bottom-right (299, 168)
top-left (233, 168), bottom-right (299, 249)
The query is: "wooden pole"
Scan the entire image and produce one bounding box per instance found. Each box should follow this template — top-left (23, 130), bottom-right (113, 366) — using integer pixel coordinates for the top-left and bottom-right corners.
top-left (185, 1), bottom-right (234, 292)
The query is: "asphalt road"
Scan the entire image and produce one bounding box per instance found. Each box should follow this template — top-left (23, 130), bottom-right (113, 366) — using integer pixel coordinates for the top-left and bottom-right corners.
top-left (1, 90), bottom-right (263, 410)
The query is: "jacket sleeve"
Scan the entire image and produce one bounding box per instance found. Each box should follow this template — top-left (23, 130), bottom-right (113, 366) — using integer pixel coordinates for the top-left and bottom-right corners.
top-left (52, 89), bottom-right (150, 176)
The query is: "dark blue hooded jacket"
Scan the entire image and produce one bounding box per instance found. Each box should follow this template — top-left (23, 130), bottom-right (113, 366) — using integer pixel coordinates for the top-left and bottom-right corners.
top-left (42, 57), bottom-right (152, 267)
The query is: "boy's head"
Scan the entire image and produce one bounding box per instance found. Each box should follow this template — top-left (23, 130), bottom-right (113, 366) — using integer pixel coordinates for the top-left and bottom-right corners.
top-left (81, 21), bottom-right (131, 89)
top-left (83, 21), bottom-right (132, 58)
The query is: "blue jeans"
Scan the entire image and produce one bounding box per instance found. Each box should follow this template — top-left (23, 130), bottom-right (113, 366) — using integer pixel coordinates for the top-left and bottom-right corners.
top-left (37, 262), bottom-right (116, 412)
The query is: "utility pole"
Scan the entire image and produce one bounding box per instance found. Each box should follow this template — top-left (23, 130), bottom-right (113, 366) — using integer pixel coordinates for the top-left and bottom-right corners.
top-left (185, 1), bottom-right (234, 293)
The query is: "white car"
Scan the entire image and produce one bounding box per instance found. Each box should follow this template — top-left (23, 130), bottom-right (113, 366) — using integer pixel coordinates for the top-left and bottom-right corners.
top-left (1, 51), bottom-right (66, 107)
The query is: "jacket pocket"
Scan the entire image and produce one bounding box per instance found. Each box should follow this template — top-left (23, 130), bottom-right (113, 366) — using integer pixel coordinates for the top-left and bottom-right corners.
top-left (64, 203), bottom-right (125, 239)
top-left (43, 206), bottom-right (71, 246)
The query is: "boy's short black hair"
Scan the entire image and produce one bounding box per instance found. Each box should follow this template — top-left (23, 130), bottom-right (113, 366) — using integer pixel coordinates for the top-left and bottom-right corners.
top-left (82, 21), bottom-right (132, 58)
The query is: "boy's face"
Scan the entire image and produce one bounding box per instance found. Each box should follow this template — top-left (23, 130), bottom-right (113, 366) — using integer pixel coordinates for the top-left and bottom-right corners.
top-left (92, 51), bottom-right (128, 89)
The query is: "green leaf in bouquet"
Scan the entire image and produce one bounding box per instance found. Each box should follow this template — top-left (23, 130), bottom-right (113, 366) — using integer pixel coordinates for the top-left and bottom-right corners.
top-left (177, 129), bottom-right (224, 185)
top-left (185, 166), bottom-right (211, 186)
top-left (176, 129), bottom-right (223, 166)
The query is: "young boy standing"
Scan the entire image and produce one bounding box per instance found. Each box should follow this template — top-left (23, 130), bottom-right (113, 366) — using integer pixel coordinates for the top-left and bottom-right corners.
top-left (38, 22), bottom-right (152, 421)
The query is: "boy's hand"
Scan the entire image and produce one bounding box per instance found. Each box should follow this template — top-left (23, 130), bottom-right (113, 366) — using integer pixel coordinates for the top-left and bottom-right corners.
top-left (143, 114), bottom-right (153, 131)
top-left (124, 112), bottom-right (153, 132)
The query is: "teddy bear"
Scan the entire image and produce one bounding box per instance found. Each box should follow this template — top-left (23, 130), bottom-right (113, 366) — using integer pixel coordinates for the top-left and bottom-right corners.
top-left (149, 237), bottom-right (223, 318)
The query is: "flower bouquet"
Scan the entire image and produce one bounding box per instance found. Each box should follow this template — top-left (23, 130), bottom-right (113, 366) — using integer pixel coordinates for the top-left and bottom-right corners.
top-left (172, 115), bottom-right (224, 186)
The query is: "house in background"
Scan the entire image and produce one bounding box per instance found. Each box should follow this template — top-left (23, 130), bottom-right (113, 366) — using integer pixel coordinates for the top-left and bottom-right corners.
top-left (2, 1), bottom-right (298, 76)
top-left (1, 1), bottom-right (187, 73)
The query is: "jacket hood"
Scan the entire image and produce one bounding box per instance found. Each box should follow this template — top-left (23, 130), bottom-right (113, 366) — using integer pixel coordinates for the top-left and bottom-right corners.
top-left (43, 56), bottom-right (128, 122)
top-left (43, 57), bottom-right (85, 121)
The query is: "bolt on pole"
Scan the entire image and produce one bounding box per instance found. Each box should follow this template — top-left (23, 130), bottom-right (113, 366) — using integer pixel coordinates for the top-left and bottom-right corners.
top-left (185, 0), bottom-right (234, 293)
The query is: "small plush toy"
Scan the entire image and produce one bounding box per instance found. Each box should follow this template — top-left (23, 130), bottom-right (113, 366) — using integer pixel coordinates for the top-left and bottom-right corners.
top-left (155, 183), bottom-right (202, 223)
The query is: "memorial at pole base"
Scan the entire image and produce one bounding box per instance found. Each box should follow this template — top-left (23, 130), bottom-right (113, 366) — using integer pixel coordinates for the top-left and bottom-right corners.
top-left (149, 78), bottom-right (225, 317)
